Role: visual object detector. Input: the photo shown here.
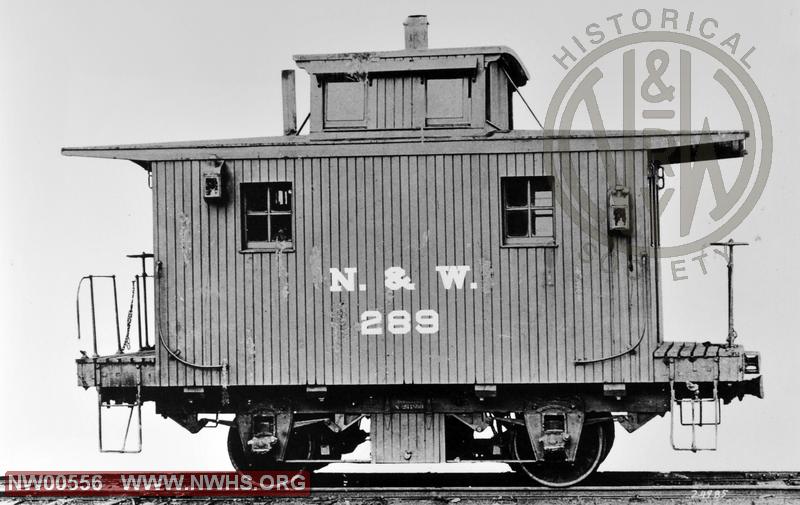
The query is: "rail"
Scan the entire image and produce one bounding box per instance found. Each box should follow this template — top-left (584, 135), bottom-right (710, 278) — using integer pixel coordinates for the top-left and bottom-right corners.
top-left (126, 252), bottom-right (154, 350)
top-left (75, 275), bottom-right (122, 356)
top-left (75, 253), bottom-right (155, 356)
top-left (1, 472), bottom-right (799, 502)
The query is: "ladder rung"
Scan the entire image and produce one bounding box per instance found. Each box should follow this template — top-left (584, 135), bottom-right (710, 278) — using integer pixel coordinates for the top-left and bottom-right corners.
top-left (98, 385), bottom-right (143, 454)
top-left (670, 380), bottom-right (720, 451)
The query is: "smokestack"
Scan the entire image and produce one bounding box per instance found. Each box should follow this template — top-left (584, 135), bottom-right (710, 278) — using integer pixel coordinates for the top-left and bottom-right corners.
top-left (281, 70), bottom-right (297, 135)
top-left (404, 15), bottom-right (428, 50)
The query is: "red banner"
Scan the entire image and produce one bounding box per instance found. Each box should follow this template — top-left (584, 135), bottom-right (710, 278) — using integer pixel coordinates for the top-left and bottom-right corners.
top-left (3, 471), bottom-right (310, 496)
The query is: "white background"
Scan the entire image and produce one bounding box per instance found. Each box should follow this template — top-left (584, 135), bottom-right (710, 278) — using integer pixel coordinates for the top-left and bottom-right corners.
top-left (1, 0), bottom-right (797, 472)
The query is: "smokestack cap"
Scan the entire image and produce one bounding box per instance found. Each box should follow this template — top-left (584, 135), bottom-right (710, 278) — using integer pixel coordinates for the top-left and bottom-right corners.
top-left (404, 15), bottom-right (429, 50)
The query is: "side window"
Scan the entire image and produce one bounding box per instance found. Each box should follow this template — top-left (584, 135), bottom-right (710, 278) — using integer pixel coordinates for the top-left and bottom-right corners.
top-left (425, 76), bottom-right (471, 127)
top-left (501, 176), bottom-right (555, 246)
top-left (241, 182), bottom-right (293, 250)
top-left (323, 80), bottom-right (367, 129)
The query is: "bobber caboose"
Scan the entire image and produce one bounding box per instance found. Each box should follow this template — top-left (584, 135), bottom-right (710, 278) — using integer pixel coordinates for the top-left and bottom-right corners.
top-left (64, 15), bottom-right (763, 486)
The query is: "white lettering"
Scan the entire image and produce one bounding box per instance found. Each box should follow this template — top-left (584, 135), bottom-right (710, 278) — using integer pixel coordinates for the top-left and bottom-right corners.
top-left (360, 311), bottom-right (383, 335)
top-left (330, 267), bottom-right (357, 292)
top-left (387, 310), bottom-right (412, 334)
top-left (415, 310), bottom-right (439, 334)
top-left (359, 309), bottom-right (440, 335)
top-left (436, 265), bottom-right (471, 290)
top-left (384, 266), bottom-right (415, 291)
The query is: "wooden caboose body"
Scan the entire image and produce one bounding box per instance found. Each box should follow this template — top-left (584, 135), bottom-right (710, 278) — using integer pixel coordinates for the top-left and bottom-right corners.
top-left (65, 16), bottom-right (762, 486)
top-left (127, 133), bottom-right (726, 388)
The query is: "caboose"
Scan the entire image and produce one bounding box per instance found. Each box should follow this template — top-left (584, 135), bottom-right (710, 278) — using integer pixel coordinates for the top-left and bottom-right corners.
top-left (64, 16), bottom-right (763, 486)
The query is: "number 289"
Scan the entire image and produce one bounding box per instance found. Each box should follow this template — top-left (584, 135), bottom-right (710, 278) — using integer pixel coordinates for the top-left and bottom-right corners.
top-left (360, 310), bottom-right (439, 335)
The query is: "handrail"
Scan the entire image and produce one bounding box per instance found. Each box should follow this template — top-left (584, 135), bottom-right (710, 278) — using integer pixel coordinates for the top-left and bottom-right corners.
top-left (127, 274), bottom-right (154, 350)
top-left (76, 275), bottom-right (122, 356)
top-left (76, 268), bottom-right (154, 356)
top-left (76, 256), bottom-right (224, 371)
top-left (155, 300), bottom-right (225, 370)
top-left (126, 252), bottom-right (154, 349)
top-left (574, 329), bottom-right (646, 365)
top-left (157, 328), bottom-right (226, 370)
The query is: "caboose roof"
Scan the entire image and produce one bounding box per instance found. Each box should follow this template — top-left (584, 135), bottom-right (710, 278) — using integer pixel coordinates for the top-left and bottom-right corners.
top-left (293, 46), bottom-right (530, 87)
top-left (62, 130), bottom-right (748, 165)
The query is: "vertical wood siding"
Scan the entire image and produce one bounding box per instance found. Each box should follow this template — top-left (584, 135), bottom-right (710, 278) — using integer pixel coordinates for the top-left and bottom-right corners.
top-left (372, 413), bottom-right (445, 463)
top-left (154, 149), bottom-right (657, 386)
top-left (371, 76), bottom-right (415, 130)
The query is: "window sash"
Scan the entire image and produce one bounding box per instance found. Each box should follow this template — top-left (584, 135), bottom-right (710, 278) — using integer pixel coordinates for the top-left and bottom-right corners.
top-left (501, 176), bottom-right (555, 245)
top-left (323, 79), bottom-right (368, 130)
top-left (242, 183), bottom-right (293, 249)
top-left (425, 76), bottom-right (472, 127)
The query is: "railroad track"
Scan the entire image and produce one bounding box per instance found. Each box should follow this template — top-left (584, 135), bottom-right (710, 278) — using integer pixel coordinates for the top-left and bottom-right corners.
top-left (313, 470), bottom-right (800, 487)
top-left (2, 472), bottom-right (799, 504)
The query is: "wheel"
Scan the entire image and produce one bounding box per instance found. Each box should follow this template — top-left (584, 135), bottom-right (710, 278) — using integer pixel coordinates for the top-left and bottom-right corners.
top-left (598, 419), bottom-right (615, 465)
top-left (226, 424), bottom-right (314, 471)
top-left (510, 422), bottom-right (605, 487)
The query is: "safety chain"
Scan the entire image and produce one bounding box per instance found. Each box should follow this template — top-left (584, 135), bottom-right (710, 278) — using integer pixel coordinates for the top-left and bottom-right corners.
top-left (122, 279), bottom-right (136, 351)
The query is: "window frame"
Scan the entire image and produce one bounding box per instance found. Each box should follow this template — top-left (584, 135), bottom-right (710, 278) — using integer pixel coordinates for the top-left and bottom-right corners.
top-left (424, 75), bottom-right (473, 128)
top-left (500, 176), bottom-right (558, 248)
top-left (240, 181), bottom-right (295, 253)
top-left (322, 78), bottom-right (368, 130)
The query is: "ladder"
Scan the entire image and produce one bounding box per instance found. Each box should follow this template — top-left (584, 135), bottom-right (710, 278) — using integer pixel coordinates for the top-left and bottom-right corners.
top-left (97, 369), bottom-right (143, 453)
top-left (669, 378), bottom-right (721, 452)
